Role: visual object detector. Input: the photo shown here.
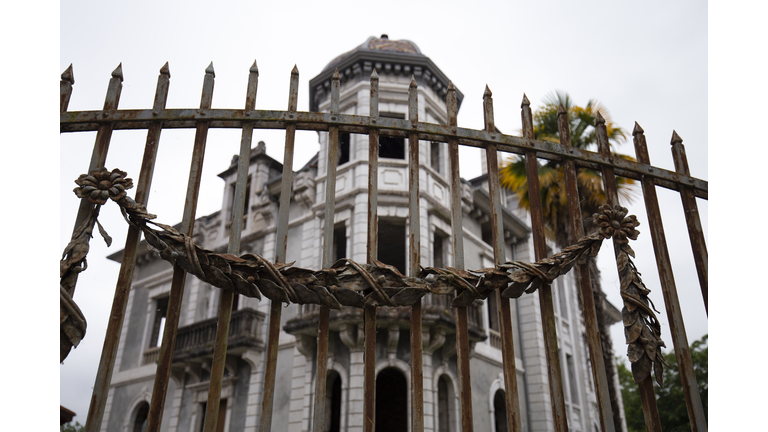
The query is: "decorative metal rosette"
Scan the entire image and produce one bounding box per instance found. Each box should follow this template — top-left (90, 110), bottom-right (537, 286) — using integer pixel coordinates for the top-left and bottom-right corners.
top-left (74, 167), bottom-right (134, 205)
top-left (593, 204), bottom-right (640, 245)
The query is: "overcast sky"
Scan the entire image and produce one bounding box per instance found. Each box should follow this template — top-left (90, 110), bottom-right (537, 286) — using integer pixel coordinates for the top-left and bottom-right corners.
top-left (7, 0), bottom-right (756, 428)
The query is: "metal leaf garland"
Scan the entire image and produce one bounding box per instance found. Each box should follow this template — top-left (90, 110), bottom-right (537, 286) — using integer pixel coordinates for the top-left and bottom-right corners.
top-left (62, 168), bottom-right (667, 385)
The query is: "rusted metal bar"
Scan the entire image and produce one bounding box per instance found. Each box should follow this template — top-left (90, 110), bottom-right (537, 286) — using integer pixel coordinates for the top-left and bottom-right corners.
top-left (483, 85), bottom-right (522, 432)
top-left (312, 69), bottom-right (341, 432)
top-left (61, 64), bottom-right (74, 113)
top-left (259, 64), bottom-right (298, 432)
top-left (408, 76), bottom-right (425, 432)
top-left (670, 131), bottom-right (708, 315)
top-left (61, 109), bottom-right (707, 198)
top-left (630, 123), bottom-right (707, 432)
top-left (446, 82), bottom-right (474, 432)
top-left (79, 64), bottom-right (126, 432)
top-left (202, 61), bottom-right (258, 432)
top-left (557, 104), bottom-right (616, 432)
top-left (363, 69), bottom-right (379, 432)
top-left (521, 94), bottom-right (569, 432)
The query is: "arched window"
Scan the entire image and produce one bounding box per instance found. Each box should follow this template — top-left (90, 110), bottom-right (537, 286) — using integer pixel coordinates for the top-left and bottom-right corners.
top-left (376, 367), bottom-right (407, 431)
top-left (437, 375), bottom-right (455, 432)
top-left (132, 401), bottom-right (149, 432)
top-left (324, 370), bottom-right (342, 432)
top-left (493, 390), bottom-right (508, 432)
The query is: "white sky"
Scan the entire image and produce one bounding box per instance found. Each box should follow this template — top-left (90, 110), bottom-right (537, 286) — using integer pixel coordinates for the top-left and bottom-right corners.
top-left (3, 0), bottom-right (762, 429)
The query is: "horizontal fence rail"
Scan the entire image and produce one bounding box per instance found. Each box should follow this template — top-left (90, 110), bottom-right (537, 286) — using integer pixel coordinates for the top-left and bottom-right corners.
top-left (60, 62), bottom-right (708, 432)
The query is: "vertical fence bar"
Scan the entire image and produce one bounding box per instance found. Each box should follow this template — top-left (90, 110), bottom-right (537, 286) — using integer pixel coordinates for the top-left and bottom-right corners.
top-left (61, 64), bottom-right (74, 113)
top-left (670, 131), bottom-right (708, 315)
top-left (446, 82), bottom-right (474, 432)
top-left (80, 64), bottom-right (128, 432)
top-left (483, 86), bottom-right (522, 432)
top-left (630, 123), bottom-right (707, 432)
top-left (312, 68), bottom-right (341, 432)
top-left (557, 105), bottom-right (616, 432)
top-left (196, 61), bottom-right (257, 432)
top-left (408, 76), bottom-right (424, 432)
top-left (363, 68), bottom-right (379, 432)
top-left (259, 64), bottom-right (298, 432)
top-left (597, 118), bottom-right (663, 431)
top-left (521, 94), bottom-right (569, 432)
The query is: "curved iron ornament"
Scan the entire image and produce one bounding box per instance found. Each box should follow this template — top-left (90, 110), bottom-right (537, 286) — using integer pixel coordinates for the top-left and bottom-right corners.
top-left (61, 168), bottom-right (668, 385)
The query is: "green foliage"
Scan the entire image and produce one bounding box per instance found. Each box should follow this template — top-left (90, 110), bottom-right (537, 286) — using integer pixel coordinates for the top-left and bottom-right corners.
top-left (61, 421), bottom-right (85, 432)
top-left (618, 334), bottom-right (708, 431)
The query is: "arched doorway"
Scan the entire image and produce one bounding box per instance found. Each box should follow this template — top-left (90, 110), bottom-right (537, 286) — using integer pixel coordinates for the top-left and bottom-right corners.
top-left (493, 389), bottom-right (508, 432)
top-left (324, 370), bottom-right (342, 432)
top-left (436, 375), bottom-right (455, 432)
top-left (132, 401), bottom-right (149, 432)
top-left (375, 367), bottom-right (408, 431)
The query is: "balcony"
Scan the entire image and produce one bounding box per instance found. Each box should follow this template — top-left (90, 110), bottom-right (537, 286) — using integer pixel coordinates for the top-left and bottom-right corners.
top-left (161, 307), bottom-right (267, 363)
top-left (284, 294), bottom-right (486, 342)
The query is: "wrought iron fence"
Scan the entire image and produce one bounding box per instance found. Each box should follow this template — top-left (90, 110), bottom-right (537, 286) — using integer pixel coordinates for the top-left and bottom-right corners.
top-left (60, 61), bottom-right (707, 432)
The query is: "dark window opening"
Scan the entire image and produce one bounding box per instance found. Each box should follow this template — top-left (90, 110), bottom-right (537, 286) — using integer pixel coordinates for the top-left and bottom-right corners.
top-left (379, 113), bottom-right (405, 160)
top-left (377, 219), bottom-right (406, 275)
top-left (229, 176), bottom-right (251, 230)
top-left (487, 291), bottom-right (500, 332)
top-left (339, 132), bottom-right (350, 165)
top-left (150, 297), bottom-right (169, 348)
top-left (133, 402), bottom-right (149, 432)
top-left (557, 280), bottom-right (568, 318)
top-left (375, 367), bottom-right (407, 432)
top-left (324, 371), bottom-right (342, 432)
top-left (431, 141), bottom-right (442, 173)
top-left (494, 390), bottom-right (508, 432)
top-left (566, 354), bottom-right (579, 404)
top-left (333, 224), bottom-right (347, 262)
top-left (437, 375), bottom-right (454, 432)
top-left (433, 230), bottom-right (448, 268)
top-left (481, 221), bottom-right (493, 246)
top-left (199, 399), bottom-right (227, 432)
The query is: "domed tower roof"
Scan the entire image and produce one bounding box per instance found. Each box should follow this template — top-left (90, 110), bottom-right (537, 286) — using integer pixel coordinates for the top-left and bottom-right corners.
top-left (309, 34), bottom-right (463, 112)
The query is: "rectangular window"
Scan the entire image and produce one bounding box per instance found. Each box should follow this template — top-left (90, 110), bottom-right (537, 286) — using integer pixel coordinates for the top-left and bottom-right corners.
top-left (377, 219), bottom-right (406, 275)
top-left (557, 279), bottom-right (568, 318)
top-left (433, 230), bottom-right (448, 268)
top-left (487, 290), bottom-right (500, 332)
top-left (567, 354), bottom-right (579, 404)
top-left (379, 113), bottom-right (405, 159)
top-left (430, 141), bottom-right (442, 173)
top-left (333, 223), bottom-right (347, 262)
top-left (339, 132), bottom-right (350, 165)
top-left (150, 297), bottom-right (169, 348)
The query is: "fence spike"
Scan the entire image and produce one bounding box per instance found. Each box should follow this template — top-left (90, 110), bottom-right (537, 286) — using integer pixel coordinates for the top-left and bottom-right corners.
top-left (484, 84), bottom-right (492, 98)
top-left (410, 75), bottom-right (417, 88)
top-left (62, 64), bottom-right (75, 84)
top-left (595, 110), bottom-right (606, 125)
top-left (205, 62), bottom-right (215, 77)
top-left (671, 130), bottom-right (683, 145)
top-left (633, 122), bottom-right (644, 136)
top-left (371, 67), bottom-right (379, 80)
top-left (250, 60), bottom-right (259, 75)
top-left (448, 80), bottom-right (455, 91)
top-left (292, 64), bottom-right (299, 75)
top-left (521, 93), bottom-right (530, 107)
top-left (160, 62), bottom-right (170, 78)
top-left (557, 103), bottom-right (566, 115)
top-left (332, 68), bottom-right (340, 80)
top-left (111, 63), bottom-right (123, 82)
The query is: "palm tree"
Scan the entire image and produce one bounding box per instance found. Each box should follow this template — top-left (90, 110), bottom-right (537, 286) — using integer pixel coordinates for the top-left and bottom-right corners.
top-left (499, 91), bottom-right (635, 431)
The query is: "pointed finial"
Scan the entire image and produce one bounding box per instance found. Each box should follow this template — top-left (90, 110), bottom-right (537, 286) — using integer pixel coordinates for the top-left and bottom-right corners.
top-left (671, 130), bottom-right (683, 145)
top-left (632, 122), bottom-right (644, 136)
top-left (410, 75), bottom-right (417, 88)
top-left (111, 63), bottom-right (124, 82)
top-left (205, 62), bottom-right (215, 77)
top-left (595, 110), bottom-right (605, 125)
top-left (521, 94), bottom-right (530, 107)
top-left (250, 60), bottom-right (259, 75)
top-left (557, 103), bottom-right (566, 115)
top-left (484, 84), bottom-right (492, 98)
top-left (160, 62), bottom-right (171, 77)
top-left (61, 64), bottom-right (75, 84)
top-left (371, 68), bottom-right (379, 80)
top-left (332, 68), bottom-right (340, 80)
top-left (448, 81), bottom-right (455, 91)
top-left (291, 64), bottom-right (299, 75)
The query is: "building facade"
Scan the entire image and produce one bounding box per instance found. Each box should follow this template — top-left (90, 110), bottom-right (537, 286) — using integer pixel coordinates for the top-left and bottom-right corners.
top-left (101, 35), bottom-right (621, 432)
